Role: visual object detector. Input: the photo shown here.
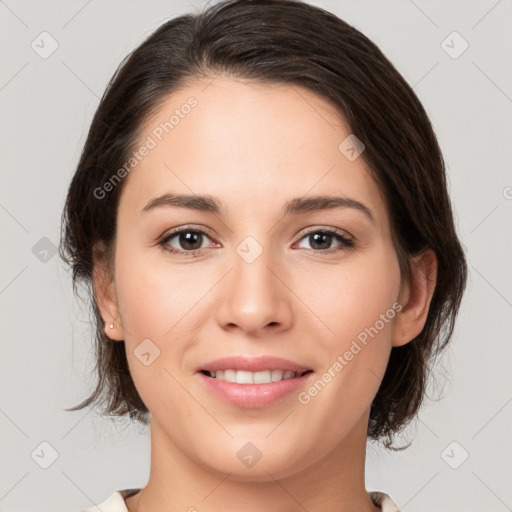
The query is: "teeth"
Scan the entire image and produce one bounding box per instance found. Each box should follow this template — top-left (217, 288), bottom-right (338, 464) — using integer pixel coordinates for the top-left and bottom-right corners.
top-left (208, 369), bottom-right (302, 384)
top-left (271, 369), bottom-right (283, 382)
top-left (236, 370), bottom-right (254, 384)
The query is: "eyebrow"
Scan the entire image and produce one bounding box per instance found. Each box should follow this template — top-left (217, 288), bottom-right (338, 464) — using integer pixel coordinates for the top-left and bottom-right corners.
top-left (141, 193), bottom-right (374, 223)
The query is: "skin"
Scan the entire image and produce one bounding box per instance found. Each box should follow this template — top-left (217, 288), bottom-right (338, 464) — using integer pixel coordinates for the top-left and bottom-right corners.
top-left (94, 75), bottom-right (437, 512)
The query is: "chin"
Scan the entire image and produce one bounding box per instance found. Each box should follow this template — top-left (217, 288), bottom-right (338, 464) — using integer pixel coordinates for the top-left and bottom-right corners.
top-left (193, 435), bottom-right (318, 482)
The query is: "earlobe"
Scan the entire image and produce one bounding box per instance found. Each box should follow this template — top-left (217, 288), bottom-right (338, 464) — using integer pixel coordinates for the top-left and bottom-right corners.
top-left (392, 249), bottom-right (437, 347)
top-left (92, 242), bottom-right (123, 341)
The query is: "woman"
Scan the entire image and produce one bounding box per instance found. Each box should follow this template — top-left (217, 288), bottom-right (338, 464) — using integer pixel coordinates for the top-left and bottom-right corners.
top-left (60, 0), bottom-right (467, 510)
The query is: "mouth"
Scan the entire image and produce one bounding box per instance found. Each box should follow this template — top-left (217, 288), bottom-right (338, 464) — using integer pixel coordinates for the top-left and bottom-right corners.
top-left (199, 368), bottom-right (313, 384)
top-left (196, 356), bottom-right (314, 408)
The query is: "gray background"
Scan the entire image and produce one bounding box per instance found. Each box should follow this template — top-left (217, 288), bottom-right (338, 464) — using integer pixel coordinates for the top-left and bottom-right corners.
top-left (1, 1), bottom-right (511, 511)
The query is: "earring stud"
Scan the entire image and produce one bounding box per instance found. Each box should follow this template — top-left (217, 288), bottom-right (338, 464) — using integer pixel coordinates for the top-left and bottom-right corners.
top-left (109, 324), bottom-right (114, 329)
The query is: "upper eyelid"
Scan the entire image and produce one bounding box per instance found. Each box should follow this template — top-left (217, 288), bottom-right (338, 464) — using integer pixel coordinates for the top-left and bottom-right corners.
top-left (296, 225), bottom-right (353, 240)
top-left (161, 225), bottom-right (216, 242)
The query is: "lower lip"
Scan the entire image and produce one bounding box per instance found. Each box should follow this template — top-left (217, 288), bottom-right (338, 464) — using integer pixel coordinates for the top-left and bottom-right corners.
top-left (197, 372), bottom-right (313, 408)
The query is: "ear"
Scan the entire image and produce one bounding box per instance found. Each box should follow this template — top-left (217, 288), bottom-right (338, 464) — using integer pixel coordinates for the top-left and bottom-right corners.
top-left (92, 241), bottom-right (124, 341)
top-left (392, 249), bottom-right (437, 347)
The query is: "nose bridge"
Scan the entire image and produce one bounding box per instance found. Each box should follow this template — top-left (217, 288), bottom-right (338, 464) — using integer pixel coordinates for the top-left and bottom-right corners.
top-left (215, 231), bottom-right (292, 334)
top-left (231, 232), bottom-right (279, 301)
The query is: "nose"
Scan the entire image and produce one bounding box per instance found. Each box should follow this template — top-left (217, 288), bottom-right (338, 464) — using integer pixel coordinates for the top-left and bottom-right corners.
top-left (214, 243), bottom-right (293, 337)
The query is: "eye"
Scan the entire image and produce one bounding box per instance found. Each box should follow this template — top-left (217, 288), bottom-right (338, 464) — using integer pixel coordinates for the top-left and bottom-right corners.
top-left (294, 228), bottom-right (355, 253)
top-left (159, 226), bottom-right (218, 257)
top-left (158, 226), bottom-right (355, 257)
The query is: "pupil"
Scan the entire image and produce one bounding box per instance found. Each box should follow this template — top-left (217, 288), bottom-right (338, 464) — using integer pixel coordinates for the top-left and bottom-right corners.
top-left (311, 232), bottom-right (331, 250)
top-left (180, 232), bottom-right (202, 250)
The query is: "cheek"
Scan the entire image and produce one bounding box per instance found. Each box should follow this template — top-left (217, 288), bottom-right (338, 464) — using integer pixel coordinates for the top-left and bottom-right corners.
top-left (308, 243), bottom-right (401, 347)
top-left (292, 248), bottom-right (401, 446)
top-left (301, 244), bottom-right (401, 404)
top-left (112, 243), bottom-right (223, 408)
top-left (112, 254), bottom-right (200, 418)
top-left (114, 245), bottom-right (204, 340)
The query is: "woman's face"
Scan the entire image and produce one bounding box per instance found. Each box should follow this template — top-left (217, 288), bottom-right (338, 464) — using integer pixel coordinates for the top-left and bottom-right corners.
top-left (100, 76), bottom-right (404, 480)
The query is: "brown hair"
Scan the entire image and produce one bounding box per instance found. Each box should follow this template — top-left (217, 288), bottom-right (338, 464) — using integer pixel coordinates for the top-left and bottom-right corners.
top-left (59, 0), bottom-right (467, 448)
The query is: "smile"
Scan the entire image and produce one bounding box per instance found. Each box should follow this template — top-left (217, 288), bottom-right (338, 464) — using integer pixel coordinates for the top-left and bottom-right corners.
top-left (201, 369), bottom-right (312, 384)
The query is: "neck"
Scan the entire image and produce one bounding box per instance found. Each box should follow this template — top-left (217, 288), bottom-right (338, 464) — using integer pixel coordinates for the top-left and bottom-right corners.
top-left (125, 413), bottom-right (379, 512)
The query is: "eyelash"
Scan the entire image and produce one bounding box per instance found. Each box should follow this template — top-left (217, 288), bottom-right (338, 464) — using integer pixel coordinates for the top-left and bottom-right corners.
top-left (158, 225), bottom-right (355, 258)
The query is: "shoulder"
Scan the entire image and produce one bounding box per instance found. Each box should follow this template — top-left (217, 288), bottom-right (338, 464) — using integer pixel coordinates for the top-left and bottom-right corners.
top-left (80, 488), bottom-right (141, 512)
top-left (369, 491), bottom-right (401, 512)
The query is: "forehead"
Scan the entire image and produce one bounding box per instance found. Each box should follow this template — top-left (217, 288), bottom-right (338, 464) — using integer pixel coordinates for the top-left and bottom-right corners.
top-left (118, 76), bottom-right (389, 230)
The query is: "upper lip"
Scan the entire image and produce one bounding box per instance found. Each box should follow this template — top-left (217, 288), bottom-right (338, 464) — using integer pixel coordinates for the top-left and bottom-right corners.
top-left (199, 356), bottom-right (312, 374)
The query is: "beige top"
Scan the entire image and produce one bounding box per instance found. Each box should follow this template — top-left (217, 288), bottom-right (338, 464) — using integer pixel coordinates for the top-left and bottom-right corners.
top-left (81, 488), bottom-right (401, 511)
